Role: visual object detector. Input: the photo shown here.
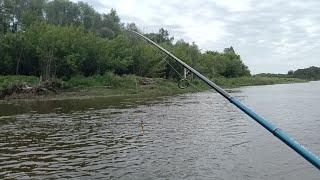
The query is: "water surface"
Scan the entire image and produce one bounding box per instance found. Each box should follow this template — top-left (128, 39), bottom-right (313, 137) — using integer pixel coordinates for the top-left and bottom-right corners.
top-left (0, 82), bottom-right (319, 179)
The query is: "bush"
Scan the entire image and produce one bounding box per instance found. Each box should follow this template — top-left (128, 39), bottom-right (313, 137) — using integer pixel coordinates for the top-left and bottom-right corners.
top-left (104, 72), bottom-right (137, 88)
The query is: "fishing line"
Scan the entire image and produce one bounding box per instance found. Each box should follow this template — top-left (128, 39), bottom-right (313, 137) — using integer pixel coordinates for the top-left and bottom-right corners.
top-left (161, 55), bottom-right (202, 92)
top-left (129, 29), bottom-right (320, 169)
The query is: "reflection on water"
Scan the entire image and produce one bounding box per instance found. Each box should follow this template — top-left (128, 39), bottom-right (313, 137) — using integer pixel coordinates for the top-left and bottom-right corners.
top-left (0, 82), bottom-right (319, 179)
top-left (0, 95), bottom-right (166, 116)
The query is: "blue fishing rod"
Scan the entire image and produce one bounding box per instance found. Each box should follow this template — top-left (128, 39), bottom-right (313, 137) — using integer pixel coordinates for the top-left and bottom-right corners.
top-left (129, 30), bottom-right (320, 170)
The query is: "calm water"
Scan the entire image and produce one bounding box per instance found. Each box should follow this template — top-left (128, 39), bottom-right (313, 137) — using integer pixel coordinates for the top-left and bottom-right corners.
top-left (0, 82), bottom-right (319, 179)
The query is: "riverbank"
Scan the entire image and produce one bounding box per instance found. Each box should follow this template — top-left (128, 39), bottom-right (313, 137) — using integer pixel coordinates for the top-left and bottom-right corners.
top-left (0, 75), bottom-right (307, 101)
top-left (212, 76), bottom-right (307, 88)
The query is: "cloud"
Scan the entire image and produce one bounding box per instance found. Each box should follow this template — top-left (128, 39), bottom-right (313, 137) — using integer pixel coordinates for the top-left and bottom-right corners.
top-left (212, 0), bottom-right (252, 12)
top-left (72, 0), bottom-right (320, 74)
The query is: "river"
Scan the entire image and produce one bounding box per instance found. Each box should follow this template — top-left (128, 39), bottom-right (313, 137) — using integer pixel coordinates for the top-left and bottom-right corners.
top-left (0, 82), bottom-right (319, 179)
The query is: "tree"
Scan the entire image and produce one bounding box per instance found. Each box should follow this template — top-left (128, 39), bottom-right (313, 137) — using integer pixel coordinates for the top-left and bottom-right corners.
top-left (0, 0), bottom-right (13, 35)
top-left (45, 0), bottom-right (80, 26)
top-left (0, 0), bottom-right (253, 81)
top-left (126, 23), bottom-right (138, 32)
top-left (99, 9), bottom-right (121, 39)
top-left (104, 34), bottom-right (134, 74)
top-left (292, 66), bottom-right (320, 80)
top-left (20, 0), bottom-right (45, 28)
top-left (77, 2), bottom-right (97, 31)
top-left (145, 28), bottom-right (174, 44)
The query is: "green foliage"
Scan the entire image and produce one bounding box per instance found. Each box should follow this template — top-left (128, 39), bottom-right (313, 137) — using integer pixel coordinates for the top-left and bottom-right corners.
top-left (254, 73), bottom-right (290, 78)
top-left (65, 72), bottom-right (137, 89)
top-left (65, 75), bottom-right (105, 87)
top-left (289, 66), bottom-right (320, 80)
top-left (0, 0), bottom-right (253, 82)
top-left (131, 43), bottom-right (166, 77)
top-left (0, 75), bottom-right (39, 90)
top-left (103, 34), bottom-right (134, 74)
top-left (198, 48), bottom-right (250, 78)
top-left (0, 0), bottom-right (45, 33)
top-left (145, 28), bottom-right (174, 43)
top-left (104, 72), bottom-right (137, 88)
top-left (0, 75), bottom-right (307, 100)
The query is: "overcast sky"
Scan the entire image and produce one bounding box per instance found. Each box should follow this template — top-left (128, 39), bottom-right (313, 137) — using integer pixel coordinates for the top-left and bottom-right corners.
top-left (72, 0), bottom-right (320, 74)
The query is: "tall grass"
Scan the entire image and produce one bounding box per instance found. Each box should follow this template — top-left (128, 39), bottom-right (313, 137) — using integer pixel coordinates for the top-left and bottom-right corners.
top-left (0, 74), bottom-right (307, 95)
top-left (0, 75), bottom-right (39, 90)
top-left (65, 72), bottom-right (138, 89)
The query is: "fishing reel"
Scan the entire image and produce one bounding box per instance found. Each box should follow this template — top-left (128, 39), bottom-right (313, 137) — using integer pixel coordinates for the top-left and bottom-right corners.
top-left (178, 78), bottom-right (190, 89)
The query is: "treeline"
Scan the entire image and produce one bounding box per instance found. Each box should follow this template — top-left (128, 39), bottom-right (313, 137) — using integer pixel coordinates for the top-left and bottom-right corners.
top-left (288, 66), bottom-right (320, 80)
top-left (254, 73), bottom-right (289, 78)
top-left (0, 0), bottom-right (250, 81)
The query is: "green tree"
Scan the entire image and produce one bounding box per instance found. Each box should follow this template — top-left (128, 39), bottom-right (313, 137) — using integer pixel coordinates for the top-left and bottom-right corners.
top-left (45, 0), bottom-right (80, 26)
top-left (0, 0), bottom-right (253, 82)
top-left (145, 28), bottom-right (174, 44)
top-left (292, 66), bottom-right (320, 80)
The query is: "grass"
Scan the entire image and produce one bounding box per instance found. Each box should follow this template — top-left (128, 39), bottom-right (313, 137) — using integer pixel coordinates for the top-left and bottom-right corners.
top-left (0, 74), bottom-right (308, 100)
top-left (0, 75), bottom-right (39, 90)
top-left (64, 72), bottom-right (138, 89)
top-left (69, 76), bottom-right (192, 97)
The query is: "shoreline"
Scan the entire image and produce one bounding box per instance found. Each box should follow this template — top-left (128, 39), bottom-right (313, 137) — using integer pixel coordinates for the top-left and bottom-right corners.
top-left (0, 76), bottom-right (308, 102)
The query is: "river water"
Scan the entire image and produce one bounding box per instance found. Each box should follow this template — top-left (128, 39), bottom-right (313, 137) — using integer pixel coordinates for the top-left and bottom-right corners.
top-left (0, 82), bottom-right (319, 179)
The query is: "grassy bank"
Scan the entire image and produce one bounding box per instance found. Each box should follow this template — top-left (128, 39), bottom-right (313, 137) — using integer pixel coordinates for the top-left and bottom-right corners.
top-left (212, 76), bottom-right (307, 88)
top-left (0, 74), bottom-right (307, 100)
top-left (0, 74), bottom-right (193, 100)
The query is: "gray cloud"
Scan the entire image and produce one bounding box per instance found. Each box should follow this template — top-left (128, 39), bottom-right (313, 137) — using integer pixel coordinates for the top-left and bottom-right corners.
top-left (72, 0), bottom-right (320, 73)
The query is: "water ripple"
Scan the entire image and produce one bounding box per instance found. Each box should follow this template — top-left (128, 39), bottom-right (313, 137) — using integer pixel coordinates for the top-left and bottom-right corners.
top-left (1, 83), bottom-right (320, 179)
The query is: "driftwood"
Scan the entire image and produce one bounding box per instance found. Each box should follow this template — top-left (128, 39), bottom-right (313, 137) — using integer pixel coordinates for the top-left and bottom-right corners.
top-left (0, 80), bottom-right (60, 99)
top-left (138, 77), bottom-right (154, 85)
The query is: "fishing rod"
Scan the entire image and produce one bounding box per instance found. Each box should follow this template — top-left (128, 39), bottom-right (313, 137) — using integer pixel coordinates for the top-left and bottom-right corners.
top-left (129, 30), bottom-right (320, 170)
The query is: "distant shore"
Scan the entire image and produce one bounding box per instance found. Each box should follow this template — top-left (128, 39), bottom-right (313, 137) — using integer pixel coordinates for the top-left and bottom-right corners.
top-left (0, 75), bottom-right (307, 101)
